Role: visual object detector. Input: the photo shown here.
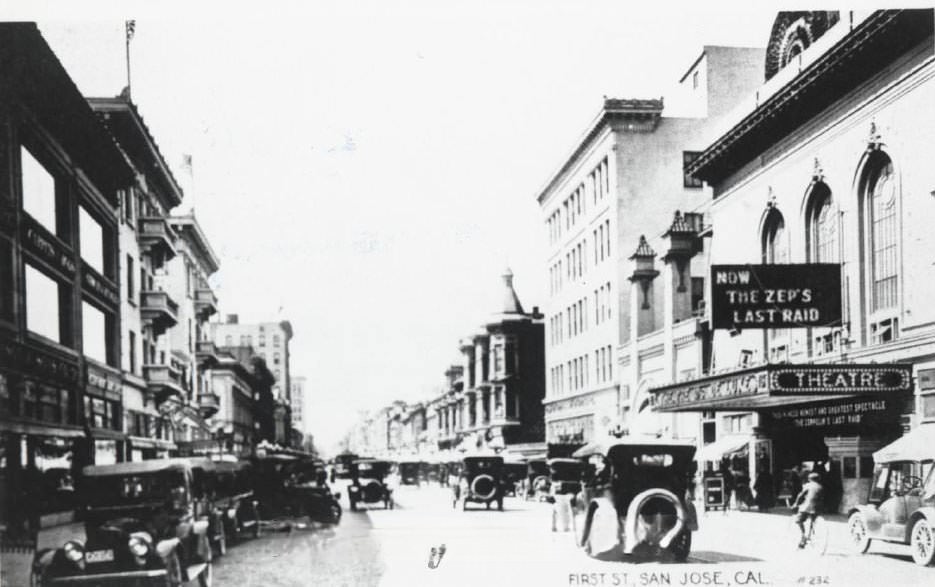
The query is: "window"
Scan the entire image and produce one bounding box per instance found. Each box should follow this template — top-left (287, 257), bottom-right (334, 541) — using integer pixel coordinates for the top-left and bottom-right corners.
top-left (123, 188), bottom-right (134, 223)
top-left (82, 301), bottom-right (107, 364)
top-left (79, 206), bottom-right (105, 274)
top-left (807, 183), bottom-right (837, 263)
top-left (129, 330), bottom-right (137, 374)
top-left (683, 151), bottom-right (703, 188)
top-left (21, 146), bottom-right (57, 232)
top-left (259, 335), bottom-right (266, 346)
top-left (762, 208), bottom-right (789, 345)
top-left (273, 334), bottom-right (281, 347)
top-left (25, 264), bottom-right (61, 342)
top-left (867, 157), bottom-right (898, 312)
top-left (273, 352), bottom-right (281, 365)
top-left (126, 255), bottom-right (135, 299)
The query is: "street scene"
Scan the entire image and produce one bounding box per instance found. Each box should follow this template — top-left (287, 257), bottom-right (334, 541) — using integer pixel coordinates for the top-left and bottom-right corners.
top-left (4, 3), bottom-right (935, 586)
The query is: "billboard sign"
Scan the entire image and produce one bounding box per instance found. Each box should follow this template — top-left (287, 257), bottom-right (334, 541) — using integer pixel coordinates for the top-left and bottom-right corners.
top-left (710, 264), bottom-right (841, 329)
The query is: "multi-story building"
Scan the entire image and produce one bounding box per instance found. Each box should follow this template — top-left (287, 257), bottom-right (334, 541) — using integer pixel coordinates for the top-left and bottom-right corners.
top-left (657, 9), bottom-right (935, 512)
top-left (434, 269), bottom-right (546, 454)
top-left (87, 96), bottom-right (187, 461)
top-left (0, 23), bottom-right (134, 540)
top-left (536, 45), bottom-right (765, 449)
top-left (207, 345), bottom-right (276, 456)
top-left (211, 314), bottom-right (293, 444)
top-left (290, 374), bottom-right (306, 436)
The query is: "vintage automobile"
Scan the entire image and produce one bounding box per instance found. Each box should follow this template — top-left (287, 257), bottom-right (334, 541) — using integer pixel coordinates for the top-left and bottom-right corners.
top-left (847, 425), bottom-right (935, 566)
top-left (195, 458), bottom-right (261, 555)
top-left (573, 437), bottom-right (698, 562)
top-left (459, 456), bottom-right (505, 511)
top-left (251, 455), bottom-right (342, 524)
top-left (526, 459), bottom-right (550, 500)
top-left (398, 461), bottom-right (421, 486)
top-left (32, 458), bottom-right (214, 586)
top-left (348, 459), bottom-right (394, 511)
top-left (548, 458), bottom-right (585, 499)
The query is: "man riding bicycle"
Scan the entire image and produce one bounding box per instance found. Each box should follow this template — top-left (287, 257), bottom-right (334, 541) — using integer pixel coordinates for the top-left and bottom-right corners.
top-left (793, 471), bottom-right (824, 548)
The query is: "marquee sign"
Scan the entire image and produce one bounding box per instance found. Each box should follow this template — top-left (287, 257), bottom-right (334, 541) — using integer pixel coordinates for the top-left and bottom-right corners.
top-left (651, 363), bottom-right (913, 412)
top-left (710, 264), bottom-right (841, 329)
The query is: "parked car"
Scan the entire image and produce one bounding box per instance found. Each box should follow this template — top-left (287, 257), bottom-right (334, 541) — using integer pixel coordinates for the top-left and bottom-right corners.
top-left (847, 426), bottom-right (935, 566)
top-left (573, 437), bottom-right (698, 562)
top-left (548, 458), bottom-right (585, 500)
top-left (348, 459), bottom-right (394, 510)
top-left (283, 459), bottom-right (342, 524)
top-left (32, 458), bottom-right (214, 586)
top-left (459, 456), bottom-right (505, 511)
top-left (526, 459), bottom-right (550, 500)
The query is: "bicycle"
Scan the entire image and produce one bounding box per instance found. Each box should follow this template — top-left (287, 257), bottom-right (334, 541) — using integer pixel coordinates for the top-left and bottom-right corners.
top-left (790, 510), bottom-right (829, 555)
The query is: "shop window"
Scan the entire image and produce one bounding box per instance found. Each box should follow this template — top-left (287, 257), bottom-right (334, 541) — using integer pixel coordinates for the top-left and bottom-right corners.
top-left (859, 456), bottom-right (874, 478)
top-left (25, 264), bottom-right (62, 343)
top-left (21, 145), bottom-right (58, 233)
top-left (33, 436), bottom-right (76, 515)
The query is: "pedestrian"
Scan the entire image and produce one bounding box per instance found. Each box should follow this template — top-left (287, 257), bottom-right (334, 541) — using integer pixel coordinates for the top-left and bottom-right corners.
top-left (719, 460), bottom-right (734, 513)
top-left (792, 472), bottom-right (824, 548)
top-left (753, 467), bottom-right (775, 512)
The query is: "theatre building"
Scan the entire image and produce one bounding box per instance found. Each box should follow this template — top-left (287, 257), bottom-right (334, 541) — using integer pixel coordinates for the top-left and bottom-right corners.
top-left (0, 24), bottom-right (134, 541)
top-left (657, 9), bottom-right (935, 513)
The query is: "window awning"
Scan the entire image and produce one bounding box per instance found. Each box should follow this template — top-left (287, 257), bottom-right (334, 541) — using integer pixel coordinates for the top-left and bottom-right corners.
top-left (873, 425), bottom-right (935, 463)
top-left (695, 435), bottom-right (752, 462)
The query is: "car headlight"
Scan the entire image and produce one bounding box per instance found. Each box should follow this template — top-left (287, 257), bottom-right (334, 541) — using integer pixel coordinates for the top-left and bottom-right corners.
top-left (63, 541), bottom-right (85, 563)
top-left (128, 532), bottom-right (152, 557)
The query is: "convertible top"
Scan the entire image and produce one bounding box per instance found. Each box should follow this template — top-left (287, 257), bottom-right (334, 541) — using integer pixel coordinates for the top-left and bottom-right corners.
top-left (82, 457), bottom-right (215, 477)
top-left (573, 436), bottom-right (696, 458)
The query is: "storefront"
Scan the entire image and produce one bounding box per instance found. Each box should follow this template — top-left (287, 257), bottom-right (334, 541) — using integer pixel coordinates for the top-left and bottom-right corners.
top-left (651, 363), bottom-right (914, 512)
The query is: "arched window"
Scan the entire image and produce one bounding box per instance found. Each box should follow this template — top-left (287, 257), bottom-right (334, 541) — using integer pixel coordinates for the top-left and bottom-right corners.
top-left (761, 208), bottom-right (788, 263)
top-left (806, 183), bottom-right (837, 262)
top-left (860, 151), bottom-right (899, 344)
top-left (762, 207), bottom-right (789, 355)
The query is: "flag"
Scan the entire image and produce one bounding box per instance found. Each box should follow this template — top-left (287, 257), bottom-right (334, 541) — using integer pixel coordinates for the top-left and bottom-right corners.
top-left (125, 20), bottom-right (136, 41)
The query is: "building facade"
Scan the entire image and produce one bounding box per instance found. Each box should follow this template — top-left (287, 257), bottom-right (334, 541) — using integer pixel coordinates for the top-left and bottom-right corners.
top-left (211, 315), bottom-right (293, 445)
top-left (537, 46), bottom-right (765, 448)
top-left (0, 23), bottom-right (134, 540)
top-left (657, 9), bottom-right (935, 512)
top-left (290, 374), bottom-right (306, 436)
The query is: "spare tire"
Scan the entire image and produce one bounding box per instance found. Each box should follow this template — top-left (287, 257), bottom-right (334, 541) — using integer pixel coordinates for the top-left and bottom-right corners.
top-left (471, 474), bottom-right (497, 500)
top-left (363, 480), bottom-right (384, 502)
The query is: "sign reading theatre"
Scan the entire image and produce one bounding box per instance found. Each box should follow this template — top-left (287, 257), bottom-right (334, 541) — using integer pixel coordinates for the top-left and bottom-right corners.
top-left (710, 264), bottom-right (841, 329)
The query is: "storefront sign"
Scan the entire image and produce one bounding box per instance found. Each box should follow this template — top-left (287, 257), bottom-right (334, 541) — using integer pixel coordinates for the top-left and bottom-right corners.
top-left (653, 368), bottom-right (768, 410)
top-left (86, 363), bottom-right (122, 401)
top-left (0, 339), bottom-right (81, 385)
top-left (544, 393), bottom-right (596, 415)
top-left (710, 264), bottom-right (841, 329)
top-left (918, 368), bottom-right (935, 390)
top-left (651, 363), bottom-right (913, 411)
top-left (770, 365), bottom-right (911, 395)
top-left (82, 264), bottom-right (119, 307)
top-left (771, 399), bottom-right (891, 428)
top-left (23, 218), bottom-right (77, 278)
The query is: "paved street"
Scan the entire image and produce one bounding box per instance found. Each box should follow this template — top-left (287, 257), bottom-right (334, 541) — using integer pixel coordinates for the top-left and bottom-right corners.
top-left (210, 485), bottom-right (935, 587)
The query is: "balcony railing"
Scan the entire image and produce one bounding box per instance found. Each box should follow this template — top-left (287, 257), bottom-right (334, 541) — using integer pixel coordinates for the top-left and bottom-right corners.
top-left (194, 287), bottom-right (219, 319)
top-left (138, 217), bottom-right (178, 269)
top-left (195, 340), bottom-right (220, 366)
top-left (140, 290), bottom-right (179, 336)
top-left (143, 363), bottom-right (185, 404)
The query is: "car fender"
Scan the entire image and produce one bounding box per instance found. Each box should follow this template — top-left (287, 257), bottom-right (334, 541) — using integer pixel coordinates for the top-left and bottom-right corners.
top-left (583, 496), bottom-right (620, 555)
top-left (622, 488), bottom-right (686, 555)
top-left (849, 504), bottom-right (885, 537)
top-left (905, 506), bottom-right (935, 543)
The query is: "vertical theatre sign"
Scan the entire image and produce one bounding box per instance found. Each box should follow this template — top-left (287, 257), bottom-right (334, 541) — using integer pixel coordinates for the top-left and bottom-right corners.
top-left (710, 264), bottom-right (841, 329)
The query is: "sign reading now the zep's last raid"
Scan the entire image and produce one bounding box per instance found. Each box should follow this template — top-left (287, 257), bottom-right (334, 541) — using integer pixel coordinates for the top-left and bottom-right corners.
top-left (711, 264), bottom-right (841, 329)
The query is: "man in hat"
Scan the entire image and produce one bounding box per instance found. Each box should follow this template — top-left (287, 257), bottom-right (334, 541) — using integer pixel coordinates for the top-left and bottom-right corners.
top-left (793, 472), bottom-right (824, 548)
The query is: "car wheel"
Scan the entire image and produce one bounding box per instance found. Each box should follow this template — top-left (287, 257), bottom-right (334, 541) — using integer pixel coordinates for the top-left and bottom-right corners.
top-left (847, 512), bottom-right (871, 554)
top-left (910, 518), bottom-right (935, 566)
top-left (330, 502), bottom-right (343, 524)
top-left (198, 561), bottom-right (213, 587)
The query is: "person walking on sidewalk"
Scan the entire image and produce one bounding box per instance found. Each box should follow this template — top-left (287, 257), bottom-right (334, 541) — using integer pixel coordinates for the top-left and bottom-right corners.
top-left (792, 472), bottom-right (824, 548)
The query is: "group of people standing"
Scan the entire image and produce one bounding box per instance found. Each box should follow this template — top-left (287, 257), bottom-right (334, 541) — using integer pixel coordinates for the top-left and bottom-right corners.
top-left (715, 458), bottom-right (843, 514)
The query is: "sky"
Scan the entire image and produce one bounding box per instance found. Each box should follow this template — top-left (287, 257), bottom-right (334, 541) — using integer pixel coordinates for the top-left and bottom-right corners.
top-left (3, 0), bottom-right (789, 453)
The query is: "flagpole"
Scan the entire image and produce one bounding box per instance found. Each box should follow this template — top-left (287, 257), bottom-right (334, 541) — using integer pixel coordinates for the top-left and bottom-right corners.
top-left (124, 20), bottom-right (135, 99)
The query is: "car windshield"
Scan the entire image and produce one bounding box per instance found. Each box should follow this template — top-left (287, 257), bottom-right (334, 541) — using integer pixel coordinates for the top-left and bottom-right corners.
top-left (357, 462), bottom-right (389, 476)
top-left (80, 470), bottom-right (186, 507)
